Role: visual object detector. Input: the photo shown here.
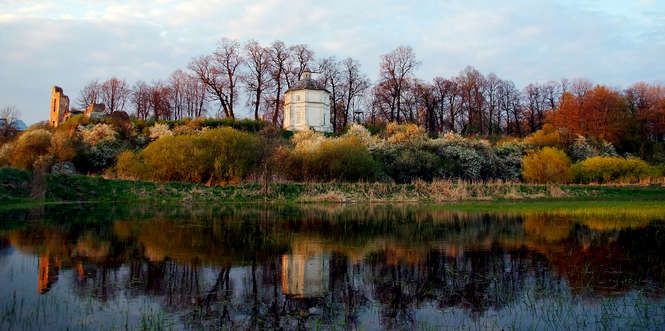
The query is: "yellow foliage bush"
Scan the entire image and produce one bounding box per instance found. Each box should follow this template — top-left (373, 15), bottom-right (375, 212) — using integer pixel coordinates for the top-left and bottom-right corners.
top-left (49, 131), bottom-right (77, 162)
top-left (113, 150), bottom-right (153, 180)
top-left (571, 156), bottom-right (658, 184)
top-left (113, 127), bottom-right (263, 183)
top-left (283, 135), bottom-right (377, 181)
top-left (385, 122), bottom-right (427, 145)
top-left (521, 147), bottom-right (571, 184)
top-left (523, 124), bottom-right (562, 148)
top-left (10, 129), bottom-right (53, 170)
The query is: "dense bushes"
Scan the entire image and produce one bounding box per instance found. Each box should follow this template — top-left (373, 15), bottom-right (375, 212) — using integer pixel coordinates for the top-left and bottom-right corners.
top-left (9, 129), bottom-right (52, 170)
top-left (571, 156), bottom-right (658, 184)
top-left (522, 147), bottom-right (572, 184)
top-left (2, 119), bottom-right (662, 185)
top-left (115, 127), bottom-right (264, 183)
top-left (281, 131), bottom-right (378, 181)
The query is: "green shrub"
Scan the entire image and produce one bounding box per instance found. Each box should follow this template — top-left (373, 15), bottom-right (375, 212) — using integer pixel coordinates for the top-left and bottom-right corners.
top-left (285, 135), bottom-right (378, 182)
top-left (203, 127), bottom-right (263, 183)
top-left (522, 147), bottom-right (571, 184)
top-left (120, 127), bottom-right (266, 183)
top-left (571, 156), bottom-right (658, 184)
top-left (373, 144), bottom-right (440, 183)
top-left (10, 129), bottom-right (53, 170)
top-left (140, 135), bottom-right (211, 182)
top-left (113, 150), bottom-right (153, 180)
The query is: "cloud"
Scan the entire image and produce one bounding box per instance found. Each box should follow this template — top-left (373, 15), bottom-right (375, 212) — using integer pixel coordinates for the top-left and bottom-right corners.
top-left (1, 0), bottom-right (664, 124)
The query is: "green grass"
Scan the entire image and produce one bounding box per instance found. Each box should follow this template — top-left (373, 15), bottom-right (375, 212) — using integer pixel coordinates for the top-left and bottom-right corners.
top-left (2, 167), bottom-right (665, 206)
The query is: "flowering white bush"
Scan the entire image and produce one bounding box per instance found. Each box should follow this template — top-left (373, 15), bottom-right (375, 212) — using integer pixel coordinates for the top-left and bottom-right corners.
top-left (344, 124), bottom-right (377, 148)
top-left (80, 124), bottom-right (117, 146)
top-left (149, 123), bottom-right (173, 140)
top-left (292, 130), bottom-right (325, 153)
top-left (569, 136), bottom-right (596, 161)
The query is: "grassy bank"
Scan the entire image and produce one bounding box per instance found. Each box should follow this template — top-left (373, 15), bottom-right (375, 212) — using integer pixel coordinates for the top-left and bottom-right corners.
top-left (2, 167), bottom-right (665, 206)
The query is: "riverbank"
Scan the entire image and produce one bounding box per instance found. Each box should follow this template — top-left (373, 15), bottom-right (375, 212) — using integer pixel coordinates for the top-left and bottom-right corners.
top-left (2, 167), bottom-right (665, 205)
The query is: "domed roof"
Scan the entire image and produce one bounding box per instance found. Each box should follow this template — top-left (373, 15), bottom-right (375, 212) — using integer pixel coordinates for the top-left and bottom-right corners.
top-left (286, 71), bottom-right (328, 93)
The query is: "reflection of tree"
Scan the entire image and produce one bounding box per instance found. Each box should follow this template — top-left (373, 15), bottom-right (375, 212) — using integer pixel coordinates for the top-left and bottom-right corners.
top-left (1, 203), bottom-right (665, 328)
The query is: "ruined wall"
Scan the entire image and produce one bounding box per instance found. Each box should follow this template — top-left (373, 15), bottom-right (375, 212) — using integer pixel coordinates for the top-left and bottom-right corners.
top-left (49, 86), bottom-right (70, 127)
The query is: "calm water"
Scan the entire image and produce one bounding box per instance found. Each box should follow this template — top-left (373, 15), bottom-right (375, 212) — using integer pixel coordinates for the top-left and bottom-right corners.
top-left (0, 203), bottom-right (664, 330)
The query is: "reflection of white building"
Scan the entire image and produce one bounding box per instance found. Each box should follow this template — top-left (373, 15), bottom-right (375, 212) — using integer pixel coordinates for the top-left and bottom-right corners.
top-left (281, 253), bottom-right (330, 298)
top-left (283, 71), bottom-right (332, 132)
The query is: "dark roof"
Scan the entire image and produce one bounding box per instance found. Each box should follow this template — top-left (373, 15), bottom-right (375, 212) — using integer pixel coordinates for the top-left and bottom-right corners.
top-left (286, 76), bottom-right (328, 93)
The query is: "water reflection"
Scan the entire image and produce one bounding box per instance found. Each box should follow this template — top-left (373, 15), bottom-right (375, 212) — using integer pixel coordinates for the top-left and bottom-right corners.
top-left (0, 203), bottom-right (664, 329)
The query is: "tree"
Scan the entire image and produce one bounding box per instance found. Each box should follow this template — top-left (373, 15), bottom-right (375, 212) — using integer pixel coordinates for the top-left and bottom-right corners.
top-left (267, 40), bottom-right (290, 125)
top-left (523, 83), bottom-right (545, 133)
top-left (131, 81), bottom-right (151, 120)
top-left (188, 38), bottom-right (243, 119)
top-left (77, 80), bottom-right (102, 109)
top-left (317, 56), bottom-right (342, 131)
top-left (149, 81), bottom-right (172, 120)
top-left (244, 40), bottom-right (272, 120)
top-left (456, 66), bottom-right (486, 134)
top-left (339, 57), bottom-right (370, 129)
top-left (414, 81), bottom-right (438, 133)
top-left (497, 79), bottom-right (522, 136)
top-left (378, 46), bottom-right (420, 123)
top-left (0, 105), bottom-right (20, 139)
top-left (286, 44), bottom-right (315, 88)
top-left (213, 38), bottom-right (244, 119)
top-left (548, 85), bottom-right (635, 148)
top-left (433, 77), bottom-right (460, 133)
top-left (100, 77), bottom-right (131, 113)
top-left (625, 82), bottom-right (665, 142)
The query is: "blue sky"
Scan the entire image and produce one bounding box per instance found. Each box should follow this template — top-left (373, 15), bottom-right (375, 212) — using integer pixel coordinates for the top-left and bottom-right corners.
top-left (1, 0), bottom-right (664, 124)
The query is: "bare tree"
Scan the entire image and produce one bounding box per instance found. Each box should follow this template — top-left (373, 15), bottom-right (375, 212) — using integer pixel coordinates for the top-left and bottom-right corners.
top-left (131, 81), bottom-right (151, 120)
top-left (456, 66), bottom-right (486, 134)
top-left (189, 55), bottom-right (229, 118)
top-left (0, 105), bottom-right (20, 138)
top-left (340, 57), bottom-right (370, 128)
top-left (244, 40), bottom-right (272, 120)
top-left (188, 38), bottom-right (243, 119)
top-left (213, 38), bottom-right (244, 119)
top-left (149, 81), bottom-right (172, 120)
top-left (183, 73), bottom-right (207, 118)
top-left (433, 77), bottom-right (460, 132)
top-left (378, 46), bottom-right (421, 122)
top-left (267, 40), bottom-right (289, 125)
top-left (317, 57), bottom-right (342, 131)
top-left (169, 70), bottom-right (189, 120)
top-left (101, 77), bottom-right (131, 113)
top-left (286, 44), bottom-right (315, 88)
top-left (77, 80), bottom-right (102, 110)
top-left (414, 81), bottom-right (438, 133)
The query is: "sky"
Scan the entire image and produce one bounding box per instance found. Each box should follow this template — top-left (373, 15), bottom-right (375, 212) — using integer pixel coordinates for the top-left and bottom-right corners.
top-left (1, 0), bottom-right (664, 124)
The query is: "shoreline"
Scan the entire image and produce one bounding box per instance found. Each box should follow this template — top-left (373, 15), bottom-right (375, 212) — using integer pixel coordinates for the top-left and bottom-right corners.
top-left (2, 168), bottom-right (665, 207)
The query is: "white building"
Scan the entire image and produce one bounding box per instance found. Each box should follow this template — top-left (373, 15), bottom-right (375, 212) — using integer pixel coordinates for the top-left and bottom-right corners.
top-left (283, 71), bottom-right (332, 132)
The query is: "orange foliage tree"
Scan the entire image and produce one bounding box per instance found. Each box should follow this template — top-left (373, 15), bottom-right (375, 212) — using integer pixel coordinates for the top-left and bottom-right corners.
top-left (547, 85), bottom-right (636, 148)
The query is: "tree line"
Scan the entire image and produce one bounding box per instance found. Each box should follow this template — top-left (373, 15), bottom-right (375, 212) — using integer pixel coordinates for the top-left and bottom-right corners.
top-left (75, 39), bottom-right (665, 146)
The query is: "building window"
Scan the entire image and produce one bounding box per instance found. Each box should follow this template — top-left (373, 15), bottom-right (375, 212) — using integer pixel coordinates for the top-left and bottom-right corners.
top-left (296, 95), bottom-right (301, 101)
top-left (296, 110), bottom-right (304, 124)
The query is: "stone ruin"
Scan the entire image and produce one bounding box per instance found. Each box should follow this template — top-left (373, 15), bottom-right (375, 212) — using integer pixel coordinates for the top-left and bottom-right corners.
top-left (49, 86), bottom-right (109, 127)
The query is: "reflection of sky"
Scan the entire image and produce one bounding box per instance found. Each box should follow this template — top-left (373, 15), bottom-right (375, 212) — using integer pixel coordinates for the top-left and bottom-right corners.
top-left (1, 0), bottom-right (664, 124)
